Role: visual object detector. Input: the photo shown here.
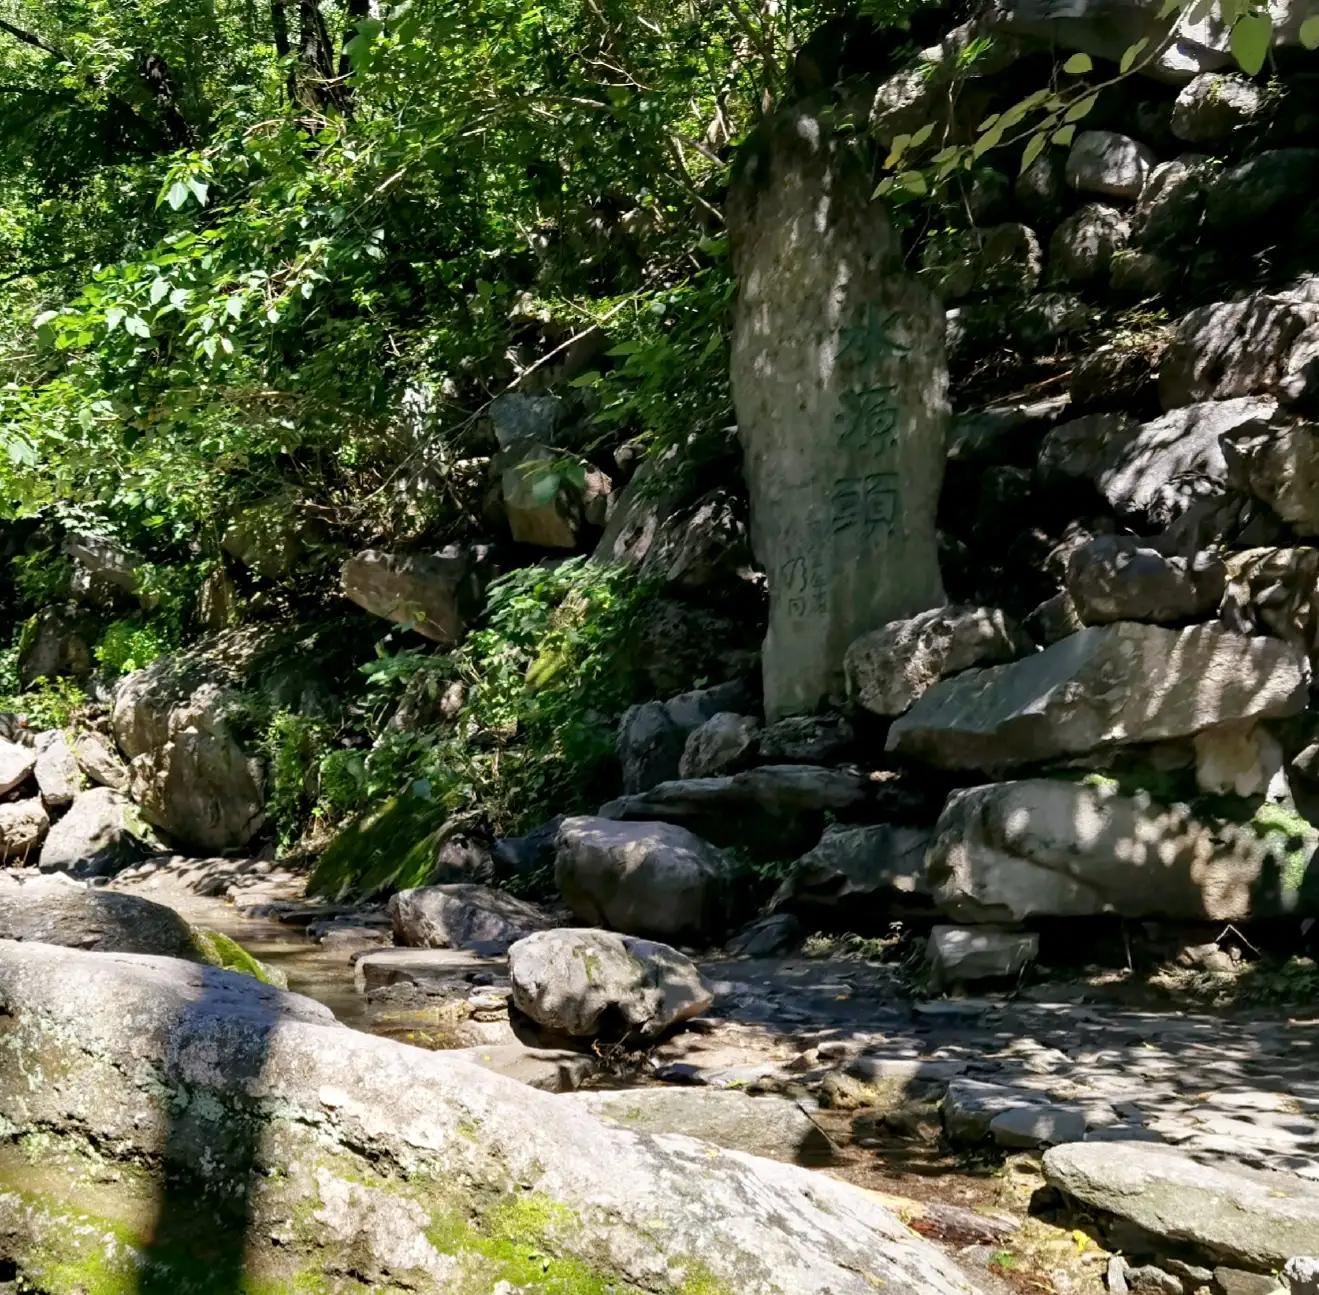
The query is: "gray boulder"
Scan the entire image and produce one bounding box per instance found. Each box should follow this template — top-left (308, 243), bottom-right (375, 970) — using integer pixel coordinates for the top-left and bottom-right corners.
top-left (0, 941), bottom-right (978, 1295)
top-left (222, 495), bottom-right (322, 580)
top-left (617, 679), bottom-right (754, 795)
top-left (1205, 149), bottom-right (1319, 232)
top-left (1171, 73), bottom-right (1266, 143)
top-left (1065, 131), bottom-right (1156, 201)
top-left (845, 604), bottom-right (1029, 718)
top-left (887, 622), bottom-right (1307, 771)
top-left (33, 729), bottom-right (80, 807)
top-left (726, 913), bottom-right (803, 957)
top-left (1065, 535), bottom-right (1225, 625)
top-left (990, 1105), bottom-right (1086, 1150)
top-left (1050, 203), bottom-right (1131, 285)
top-left (498, 441), bottom-right (611, 548)
top-left (921, 222), bottom-right (1042, 300)
top-left (488, 391), bottom-right (563, 448)
top-left (1159, 296), bottom-right (1317, 409)
top-left (758, 713), bottom-right (854, 764)
top-left (555, 816), bottom-right (740, 942)
top-left (0, 800), bottom-right (48, 860)
top-left (1070, 343), bottom-right (1158, 411)
top-left (388, 883), bottom-right (552, 952)
top-left (38, 786), bottom-right (150, 877)
top-left (15, 607), bottom-right (92, 686)
top-left (1096, 396), bottom-right (1278, 522)
top-left (1224, 415), bottom-right (1319, 535)
top-left (1011, 291), bottom-right (1091, 354)
top-left (636, 489), bottom-right (751, 592)
top-left (1285, 1258), bottom-right (1319, 1295)
top-left (508, 927), bottom-right (713, 1039)
top-left (340, 546), bottom-right (491, 644)
top-left (0, 736), bottom-right (35, 794)
top-left (1135, 156), bottom-right (1210, 249)
top-left (1221, 546), bottom-right (1319, 663)
top-left (0, 871), bottom-right (196, 957)
top-left (62, 532), bottom-right (146, 606)
top-left (1037, 413), bottom-right (1139, 484)
top-left (1111, 250), bottom-right (1177, 298)
top-left (71, 729), bottom-right (128, 790)
top-left (1044, 1142), bottom-right (1319, 1271)
top-left (771, 823), bottom-right (932, 917)
top-left (927, 925), bottom-right (1038, 988)
top-left (679, 712), bottom-right (760, 779)
top-left (927, 777), bottom-right (1319, 921)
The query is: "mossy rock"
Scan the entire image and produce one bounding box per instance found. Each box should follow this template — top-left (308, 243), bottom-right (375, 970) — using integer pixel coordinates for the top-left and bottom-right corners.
top-left (190, 928), bottom-right (287, 988)
top-left (308, 791), bottom-right (448, 901)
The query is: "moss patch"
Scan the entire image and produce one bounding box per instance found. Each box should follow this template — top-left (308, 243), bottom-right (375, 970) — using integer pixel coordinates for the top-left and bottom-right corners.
top-left (190, 928), bottom-right (288, 988)
top-left (307, 791), bottom-right (446, 901)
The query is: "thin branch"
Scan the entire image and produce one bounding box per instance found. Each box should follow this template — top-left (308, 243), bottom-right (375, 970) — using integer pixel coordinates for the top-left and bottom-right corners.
top-left (0, 17), bottom-right (68, 62)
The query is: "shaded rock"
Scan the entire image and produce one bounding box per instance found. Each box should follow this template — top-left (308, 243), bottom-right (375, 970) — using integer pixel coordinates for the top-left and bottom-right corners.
top-left (71, 729), bottom-right (128, 791)
top-left (617, 679), bottom-right (754, 795)
top-left (591, 451), bottom-right (690, 569)
top-left (1097, 396), bottom-right (1278, 522)
top-left (927, 925), bottom-right (1038, 988)
top-left (555, 816), bottom-right (740, 942)
top-left (679, 712), bottom-right (760, 778)
top-left (388, 884), bottom-right (552, 952)
top-left (38, 787), bottom-right (150, 877)
top-left (1015, 149), bottom-right (1068, 223)
top-left (1281, 322), bottom-right (1319, 411)
top-left (1050, 203), bottom-right (1131, 285)
top-left (888, 622), bottom-right (1306, 771)
top-left (1111, 249), bottom-right (1177, 298)
top-left (340, 546), bottom-right (491, 645)
top-left (1205, 149), bottom-right (1319, 232)
top-left (990, 1104), bottom-right (1086, 1149)
top-left (222, 495), bottom-right (321, 580)
top-left (1044, 1142), bottom-right (1319, 1270)
top-left (498, 441), bottom-right (612, 548)
top-left (491, 815), bottom-right (563, 885)
top-left (1221, 546), bottom-right (1319, 662)
top-left (1066, 131), bottom-right (1155, 200)
top-left (1193, 720), bottom-right (1283, 797)
top-left (946, 395), bottom-right (1070, 465)
top-left (921, 222), bottom-right (1043, 301)
top-left (488, 392), bottom-right (563, 448)
top-left (846, 605), bottom-right (1029, 719)
top-left (196, 565), bottom-right (239, 630)
top-left (16, 607), bottom-right (91, 687)
top-left (730, 106), bottom-right (947, 721)
top-left (726, 913), bottom-right (802, 957)
top-left (633, 598), bottom-right (757, 697)
top-left (1065, 535), bottom-right (1225, 625)
top-left (0, 737), bottom-right (35, 795)
top-left (1159, 296), bottom-right (1317, 409)
top-left (508, 927), bottom-right (713, 1040)
top-left (1284, 1257), bottom-right (1319, 1295)
top-left (0, 940), bottom-right (980, 1295)
top-left (1037, 412), bottom-right (1139, 484)
top-left (599, 765), bottom-right (873, 860)
top-left (758, 713), bottom-right (854, 764)
top-left (0, 799), bottom-right (48, 860)
top-left (927, 777), bottom-right (1319, 921)
top-left (567, 1088), bottom-right (833, 1163)
top-left (944, 1078), bottom-right (1045, 1144)
top-left (1012, 292), bottom-right (1092, 354)
top-left (33, 729), bottom-right (80, 808)
top-left (448, 1043), bottom-right (595, 1093)
top-left (62, 532), bottom-right (145, 606)
top-left (771, 824), bottom-right (932, 919)
top-left (1024, 591), bottom-right (1084, 646)
top-left (1172, 73), bottom-right (1266, 143)
top-left (639, 488), bottom-right (751, 592)
top-left (1070, 343), bottom-right (1159, 411)
top-left (1224, 415), bottom-right (1319, 534)
top-left (0, 872), bottom-right (196, 957)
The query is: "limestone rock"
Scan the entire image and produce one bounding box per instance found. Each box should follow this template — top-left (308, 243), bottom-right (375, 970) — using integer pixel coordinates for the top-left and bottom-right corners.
top-left (1065, 131), bottom-right (1156, 201)
top-left (388, 883), bottom-right (552, 952)
top-left (887, 622), bottom-right (1307, 771)
top-left (679, 712), bottom-right (760, 778)
top-left (1111, 249), bottom-right (1177, 298)
top-left (222, 495), bottom-right (321, 580)
top-left (616, 679), bottom-right (754, 794)
top-left (599, 765), bottom-right (872, 859)
top-left (15, 607), bottom-right (91, 686)
top-left (1172, 73), bottom-right (1266, 143)
top-left (1064, 535), bottom-right (1225, 625)
top-left (0, 737), bottom-right (35, 795)
top-left (340, 546), bottom-right (491, 644)
top-left (730, 107), bottom-right (947, 721)
top-left (1043, 1142), bottom-right (1319, 1270)
top-left (946, 394), bottom-right (1070, 464)
top-left (488, 391), bottom-right (563, 448)
top-left (944, 1078), bottom-right (1045, 1144)
top-left (921, 222), bottom-right (1042, 300)
top-left (0, 800), bottom-right (48, 860)
top-left (1024, 591), bottom-right (1085, 646)
top-left (927, 777), bottom-right (1319, 921)
top-left (1284, 1257), bottom-right (1319, 1295)
top-left (1070, 343), bottom-right (1159, 410)
top-left (71, 729), bottom-right (129, 790)
top-left (508, 927), bottom-right (713, 1040)
top-left (1223, 415), bottom-right (1319, 534)
top-left (1097, 396), bottom-right (1278, 522)
top-left (62, 532), bottom-right (146, 605)
top-left (990, 1104), bottom-right (1086, 1149)
top-left (38, 786), bottom-right (150, 877)
top-left (1221, 546), bottom-right (1319, 662)
top-left (1159, 295), bottom-right (1317, 409)
top-left (555, 816), bottom-right (741, 941)
top-left (33, 729), bottom-right (80, 808)
top-left (1037, 413), bottom-right (1139, 484)
top-left (498, 441), bottom-right (611, 548)
top-left (639, 489), bottom-right (751, 592)
top-left (1012, 291), bottom-right (1091, 354)
top-left (845, 604), bottom-right (1030, 717)
top-left (725, 913), bottom-right (803, 957)
top-left (927, 925), bottom-right (1038, 988)
top-left (0, 941), bottom-right (980, 1295)
top-left (1193, 721), bottom-right (1283, 797)
top-left (0, 871), bottom-right (196, 957)
top-left (1050, 203), bottom-right (1131, 285)
top-left (1015, 150), bottom-right (1068, 223)
top-left (448, 1044), bottom-right (596, 1093)
top-left (1205, 149), bottom-right (1319, 232)
top-left (771, 824), bottom-right (932, 918)
top-left (757, 713), bottom-right (854, 764)
top-left (567, 1088), bottom-right (832, 1163)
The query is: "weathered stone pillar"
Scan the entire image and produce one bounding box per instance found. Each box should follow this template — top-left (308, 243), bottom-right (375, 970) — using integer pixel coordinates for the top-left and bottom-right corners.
top-left (730, 109), bottom-right (948, 720)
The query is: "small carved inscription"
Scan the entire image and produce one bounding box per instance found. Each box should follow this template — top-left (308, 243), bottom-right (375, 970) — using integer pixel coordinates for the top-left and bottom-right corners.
top-left (831, 473), bottom-right (899, 540)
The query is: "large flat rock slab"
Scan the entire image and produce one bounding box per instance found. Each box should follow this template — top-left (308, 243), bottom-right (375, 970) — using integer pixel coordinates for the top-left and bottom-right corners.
top-left (0, 939), bottom-right (983, 1295)
top-left (1043, 1142), bottom-right (1319, 1270)
top-left (887, 622), bottom-right (1306, 770)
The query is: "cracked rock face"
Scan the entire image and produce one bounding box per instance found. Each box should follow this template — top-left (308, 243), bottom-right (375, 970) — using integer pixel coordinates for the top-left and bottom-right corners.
top-left (0, 940), bottom-right (982, 1295)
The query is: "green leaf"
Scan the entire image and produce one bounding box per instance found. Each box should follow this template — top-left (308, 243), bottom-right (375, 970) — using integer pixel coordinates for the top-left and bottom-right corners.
top-left (1064, 94), bottom-right (1099, 123)
top-left (149, 278), bottom-right (170, 305)
top-left (1020, 132), bottom-right (1047, 174)
top-left (124, 315), bottom-right (151, 338)
top-left (186, 178), bottom-right (209, 207)
top-left (1302, 14), bottom-right (1319, 47)
top-left (225, 296), bottom-right (243, 321)
top-left (1062, 52), bottom-right (1093, 74)
top-left (529, 471), bottom-right (561, 505)
top-left (1119, 36), bottom-right (1149, 73)
top-left (105, 307), bottom-right (125, 332)
top-left (1052, 124), bottom-right (1077, 148)
top-left (909, 122), bottom-right (936, 148)
top-left (1230, 11), bottom-right (1272, 74)
top-left (896, 171), bottom-right (927, 196)
top-left (165, 181), bottom-right (189, 211)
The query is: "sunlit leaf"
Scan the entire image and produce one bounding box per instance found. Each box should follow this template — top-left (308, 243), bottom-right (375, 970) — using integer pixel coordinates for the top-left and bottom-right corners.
top-left (1062, 52), bottom-right (1093, 73)
top-left (1230, 11), bottom-right (1272, 74)
top-left (1020, 132), bottom-right (1047, 174)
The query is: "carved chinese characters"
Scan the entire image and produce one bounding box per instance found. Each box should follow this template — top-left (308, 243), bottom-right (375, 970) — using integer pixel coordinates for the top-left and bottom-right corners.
top-left (729, 109), bottom-right (949, 720)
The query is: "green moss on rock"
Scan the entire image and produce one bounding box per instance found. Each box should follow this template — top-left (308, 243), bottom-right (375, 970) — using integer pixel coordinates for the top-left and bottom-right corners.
top-left (190, 928), bottom-right (288, 988)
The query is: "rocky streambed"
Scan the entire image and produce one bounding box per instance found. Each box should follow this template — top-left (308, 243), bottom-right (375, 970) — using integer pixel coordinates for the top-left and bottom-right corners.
top-left (52, 855), bottom-right (1316, 1295)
